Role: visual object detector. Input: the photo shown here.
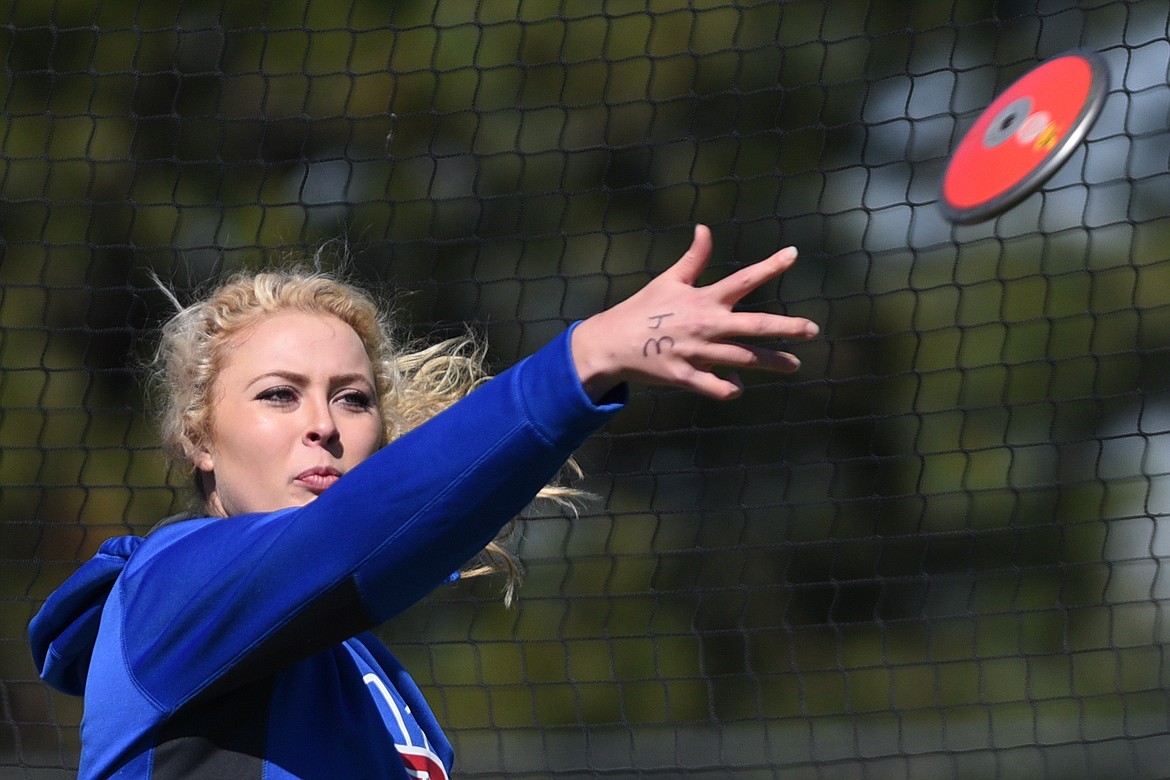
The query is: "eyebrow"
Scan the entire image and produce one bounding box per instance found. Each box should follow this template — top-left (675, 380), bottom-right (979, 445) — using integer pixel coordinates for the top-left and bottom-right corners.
top-left (245, 370), bottom-right (375, 391)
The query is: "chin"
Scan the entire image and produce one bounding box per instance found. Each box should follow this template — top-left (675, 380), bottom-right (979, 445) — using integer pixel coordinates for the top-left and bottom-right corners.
top-left (292, 491), bottom-right (324, 506)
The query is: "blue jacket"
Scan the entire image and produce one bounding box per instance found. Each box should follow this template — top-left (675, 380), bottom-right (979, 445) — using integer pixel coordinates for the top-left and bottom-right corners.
top-left (28, 327), bottom-right (624, 779)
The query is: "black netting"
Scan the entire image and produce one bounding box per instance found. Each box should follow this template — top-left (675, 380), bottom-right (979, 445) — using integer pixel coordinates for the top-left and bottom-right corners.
top-left (4, 1), bottom-right (1170, 778)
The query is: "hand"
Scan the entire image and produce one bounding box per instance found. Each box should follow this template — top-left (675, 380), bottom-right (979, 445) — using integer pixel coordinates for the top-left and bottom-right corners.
top-left (571, 224), bottom-right (820, 401)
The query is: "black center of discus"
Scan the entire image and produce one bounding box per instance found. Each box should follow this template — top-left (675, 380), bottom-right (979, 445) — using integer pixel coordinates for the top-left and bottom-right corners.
top-left (983, 96), bottom-right (1034, 149)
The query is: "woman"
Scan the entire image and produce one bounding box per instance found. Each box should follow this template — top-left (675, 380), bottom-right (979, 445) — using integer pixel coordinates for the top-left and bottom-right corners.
top-left (29, 226), bottom-right (818, 779)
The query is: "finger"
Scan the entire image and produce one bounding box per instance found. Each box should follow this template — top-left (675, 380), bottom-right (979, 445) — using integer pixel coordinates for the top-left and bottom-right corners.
top-left (662, 224), bottom-right (713, 286)
top-left (694, 342), bottom-right (804, 374)
top-left (713, 311), bottom-right (821, 341)
top-left (708, 246), bottom-right (798, 306)
top-left (677, 368), bottom-right (747, 401)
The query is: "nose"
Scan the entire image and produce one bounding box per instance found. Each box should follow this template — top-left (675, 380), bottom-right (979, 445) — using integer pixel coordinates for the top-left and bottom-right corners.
top-left (303, 401), bottom-right (340, 447)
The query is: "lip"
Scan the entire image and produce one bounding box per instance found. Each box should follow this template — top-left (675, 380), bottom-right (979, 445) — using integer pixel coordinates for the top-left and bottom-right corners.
top-left (294, 466), bottom-right (343, 494)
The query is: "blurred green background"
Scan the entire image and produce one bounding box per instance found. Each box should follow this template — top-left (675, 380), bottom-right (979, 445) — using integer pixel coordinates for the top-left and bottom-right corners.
top-left (4, 0), bottom-right (1170, 777)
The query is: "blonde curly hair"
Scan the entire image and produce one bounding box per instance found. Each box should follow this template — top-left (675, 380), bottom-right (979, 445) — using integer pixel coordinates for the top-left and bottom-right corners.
top-left (150, 265), bottom-right (579, 600)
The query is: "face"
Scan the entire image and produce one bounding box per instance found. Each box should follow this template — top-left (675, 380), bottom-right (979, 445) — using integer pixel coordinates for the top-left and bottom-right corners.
top-left (195, 311), bottom-right (383, 517)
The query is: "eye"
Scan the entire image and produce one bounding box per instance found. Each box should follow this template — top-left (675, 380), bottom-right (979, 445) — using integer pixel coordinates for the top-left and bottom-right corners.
top-left (256, 386), bottom-right (298, 406)
top-left (336, 389), bottom-right (375, 411)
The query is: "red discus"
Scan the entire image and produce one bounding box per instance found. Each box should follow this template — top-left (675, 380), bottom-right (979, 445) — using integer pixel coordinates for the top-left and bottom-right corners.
top-left (940, 50), bottom-right (1109, 224)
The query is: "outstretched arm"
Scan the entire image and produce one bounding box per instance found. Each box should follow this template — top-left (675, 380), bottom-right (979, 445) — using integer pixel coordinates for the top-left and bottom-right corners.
top-left (570, 224), bottom-right (820, 401)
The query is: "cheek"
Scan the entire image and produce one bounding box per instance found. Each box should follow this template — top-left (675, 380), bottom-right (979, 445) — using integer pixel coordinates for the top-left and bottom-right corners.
top-left (348, 417), bottom-right (384, 461)
top-left (207, 414), bottom-right (285, 468)
top-left (203, 420), bottom-right (292, 513)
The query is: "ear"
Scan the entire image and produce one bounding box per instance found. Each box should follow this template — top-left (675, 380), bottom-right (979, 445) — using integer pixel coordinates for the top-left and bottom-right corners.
top-left (194, 444), bottom-right (214, 474)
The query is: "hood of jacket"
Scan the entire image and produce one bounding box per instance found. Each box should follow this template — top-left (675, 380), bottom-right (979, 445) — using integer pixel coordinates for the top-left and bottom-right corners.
top-left (28, 534), bottom-right (143, 696)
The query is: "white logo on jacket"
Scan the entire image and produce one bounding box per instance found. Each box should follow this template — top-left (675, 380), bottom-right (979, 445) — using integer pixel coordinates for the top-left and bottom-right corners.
top-left (361, 672), bottom-right (450, 780)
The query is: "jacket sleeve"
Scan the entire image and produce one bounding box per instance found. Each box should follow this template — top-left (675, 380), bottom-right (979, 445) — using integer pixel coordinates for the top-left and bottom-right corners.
top-left (118, 325), bottom-right (625, 709)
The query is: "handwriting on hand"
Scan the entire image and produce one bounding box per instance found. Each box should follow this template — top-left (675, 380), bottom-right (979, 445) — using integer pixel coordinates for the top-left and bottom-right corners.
top-left (643, 336), bottom-right (675, 357)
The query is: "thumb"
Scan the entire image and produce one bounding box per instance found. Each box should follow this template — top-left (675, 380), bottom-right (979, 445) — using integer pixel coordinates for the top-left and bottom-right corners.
top-left (663, 224), bottom-right (713, 285)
